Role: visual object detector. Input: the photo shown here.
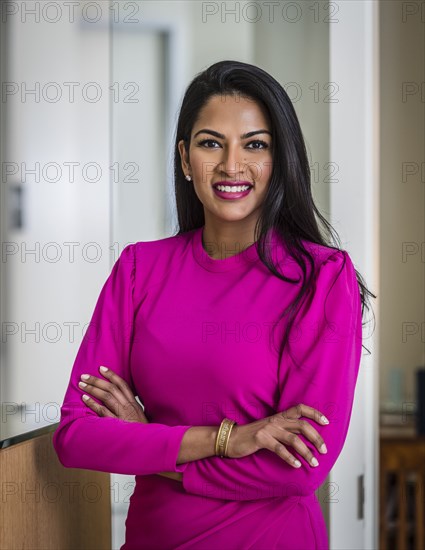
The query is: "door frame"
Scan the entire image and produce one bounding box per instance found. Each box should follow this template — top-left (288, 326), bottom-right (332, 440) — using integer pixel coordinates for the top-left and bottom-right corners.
top-left (329, 2), bottom-right (380, 548)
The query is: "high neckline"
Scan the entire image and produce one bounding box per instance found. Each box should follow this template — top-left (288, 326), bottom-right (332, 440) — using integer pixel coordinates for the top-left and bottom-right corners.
top-left (191, 225), bottom-right (263, 272)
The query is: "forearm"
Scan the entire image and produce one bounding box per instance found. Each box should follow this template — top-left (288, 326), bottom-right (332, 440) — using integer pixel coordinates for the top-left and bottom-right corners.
top-left (53, 411), bottom-right (193, 476)
top-left (177, 426), bottom-right (218, 463)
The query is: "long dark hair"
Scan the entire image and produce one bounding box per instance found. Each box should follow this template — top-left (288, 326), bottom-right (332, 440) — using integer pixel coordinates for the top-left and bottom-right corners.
top-left (172, 60), bottom-right (376, 365)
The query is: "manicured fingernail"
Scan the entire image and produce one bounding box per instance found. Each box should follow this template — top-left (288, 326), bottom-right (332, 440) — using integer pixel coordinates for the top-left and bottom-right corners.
top-left (82, 394), bottom-right (90, 401)
top-left (99, 366), bottom-right (108, 373)
top-left (311, 457), bottom-right (319, 467)
top-left (78, 381), bottom-right (87, 388)
top-left (81, 374), bottom-right (90, 380)
top-left (320, 444), bottom-right (327, 454)
top-left (320, 415), bottom-right (329, 424)
top-left (294, 459), bottom-right (302, 468)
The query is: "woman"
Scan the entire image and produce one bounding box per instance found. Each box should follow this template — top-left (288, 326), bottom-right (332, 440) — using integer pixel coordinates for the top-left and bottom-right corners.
top-left (53, 60), bottom-right (375, 549)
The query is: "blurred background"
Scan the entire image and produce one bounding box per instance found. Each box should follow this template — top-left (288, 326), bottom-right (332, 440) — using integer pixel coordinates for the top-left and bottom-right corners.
top-left (0, 1), bottom-right (424, 549)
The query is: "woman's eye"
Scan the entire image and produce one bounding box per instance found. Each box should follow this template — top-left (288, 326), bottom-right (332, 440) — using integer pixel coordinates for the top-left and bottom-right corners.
top-left (247, 140), bottom-right (269, 149)
top-left (198, 139), bottom-right (219, 148)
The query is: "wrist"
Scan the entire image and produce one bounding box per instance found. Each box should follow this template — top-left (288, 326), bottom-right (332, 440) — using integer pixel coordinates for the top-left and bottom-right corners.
top-left (177, 426), bottom-right (222, 463)
top-left (214, 418), bottom-right (237, 458)
top-left (210, 425), bottom-right (219, 456)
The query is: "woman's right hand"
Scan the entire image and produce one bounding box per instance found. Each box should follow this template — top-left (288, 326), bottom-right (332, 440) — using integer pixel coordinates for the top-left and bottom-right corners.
top-left (226, 403), bottom-right (329, 468)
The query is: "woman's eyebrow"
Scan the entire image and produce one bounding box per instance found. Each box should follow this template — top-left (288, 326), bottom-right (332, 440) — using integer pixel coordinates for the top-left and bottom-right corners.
top-left (193, 128), bottom-right (272, 139)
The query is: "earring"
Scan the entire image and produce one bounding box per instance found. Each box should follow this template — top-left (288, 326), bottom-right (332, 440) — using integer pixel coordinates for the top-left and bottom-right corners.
top-left (185, 174), bottom-right (192, 181)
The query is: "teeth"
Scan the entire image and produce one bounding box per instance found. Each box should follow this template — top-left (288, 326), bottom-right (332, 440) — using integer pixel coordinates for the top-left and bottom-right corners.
top-left (216, 185), bottom-right (251, 193)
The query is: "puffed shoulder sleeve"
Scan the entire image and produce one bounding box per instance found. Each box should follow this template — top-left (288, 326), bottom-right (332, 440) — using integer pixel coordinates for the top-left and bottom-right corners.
top-left (180, 249), bottom-right (363, 500)
top-left (52, 243), bottom-right (192, 475)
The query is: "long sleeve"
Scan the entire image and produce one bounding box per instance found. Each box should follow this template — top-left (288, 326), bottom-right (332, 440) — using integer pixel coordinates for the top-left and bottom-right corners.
top-left (52, 243), bottom-right (193, 475)
top-left (180, 249), bottom-right (363, 500)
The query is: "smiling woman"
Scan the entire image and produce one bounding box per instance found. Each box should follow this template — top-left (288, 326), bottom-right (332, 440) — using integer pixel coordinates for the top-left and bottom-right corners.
top-left (177, 94), bottom-right (273, 252)
top-left (52, 60), bottom-right (375, 550)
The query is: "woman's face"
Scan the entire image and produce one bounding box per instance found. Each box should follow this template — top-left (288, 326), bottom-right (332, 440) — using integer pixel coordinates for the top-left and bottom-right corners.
top-left (178, 94), bottom-right (273, 226)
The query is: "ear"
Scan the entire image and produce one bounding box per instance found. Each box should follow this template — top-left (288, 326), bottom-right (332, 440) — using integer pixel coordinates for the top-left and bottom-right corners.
top-left (178, 139), bottom-right (191, 175)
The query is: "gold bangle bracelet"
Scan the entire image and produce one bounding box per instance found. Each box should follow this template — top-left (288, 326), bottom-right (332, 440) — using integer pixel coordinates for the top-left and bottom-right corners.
top-left (223, 420), bottom-right (236, 457)
top-left (215, 418), bottom-right (237, 458)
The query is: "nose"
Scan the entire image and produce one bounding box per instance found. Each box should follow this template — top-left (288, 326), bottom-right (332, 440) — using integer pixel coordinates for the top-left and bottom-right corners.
top-left (220, 143), bottom-right (246, 178)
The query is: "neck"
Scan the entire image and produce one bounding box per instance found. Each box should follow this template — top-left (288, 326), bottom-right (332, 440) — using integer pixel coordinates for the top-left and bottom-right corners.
top-left (201, 217), bottom-right (259, 260)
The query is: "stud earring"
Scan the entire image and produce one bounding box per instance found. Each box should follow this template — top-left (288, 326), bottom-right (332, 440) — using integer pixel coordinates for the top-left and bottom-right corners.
top-left (185, 175), bottom-right (192, 181)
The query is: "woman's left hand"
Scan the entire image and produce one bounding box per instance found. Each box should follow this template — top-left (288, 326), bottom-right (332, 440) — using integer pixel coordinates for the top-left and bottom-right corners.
top-left (78, 366), bottom-right (149, 423)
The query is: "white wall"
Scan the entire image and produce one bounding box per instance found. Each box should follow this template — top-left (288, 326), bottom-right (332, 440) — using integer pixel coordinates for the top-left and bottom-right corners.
top-left (254, 4), bottom-right (330, 215)
top-left (189, 2), bottom-right (255, 71)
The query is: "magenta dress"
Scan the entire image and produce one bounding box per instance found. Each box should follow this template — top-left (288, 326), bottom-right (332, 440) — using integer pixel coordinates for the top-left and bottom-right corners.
top-left (53, 225), bottom-right (363, 550)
